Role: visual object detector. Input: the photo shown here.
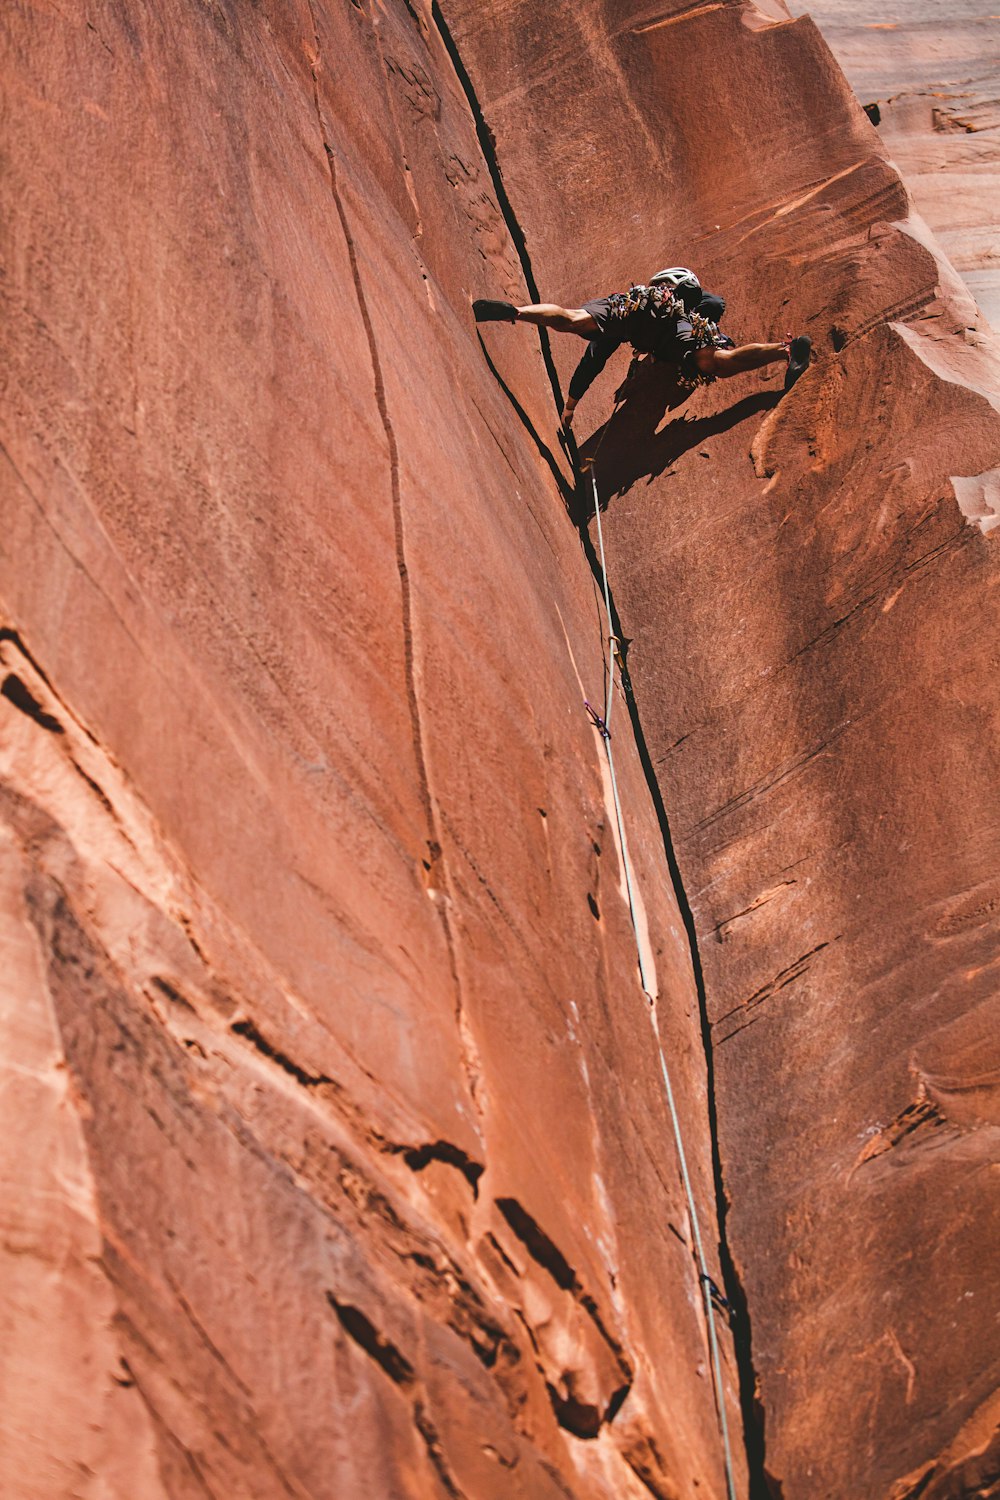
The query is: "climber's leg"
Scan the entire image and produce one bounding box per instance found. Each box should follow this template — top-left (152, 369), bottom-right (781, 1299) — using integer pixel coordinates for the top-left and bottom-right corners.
top-left (694, 342), bottom-right (787, 377)
top-left (695, 334), bottom-right (811, 387)
top-left (473, 298), bottom-right (599, 335)
top-left (515, 303), bottom-right (600, 336)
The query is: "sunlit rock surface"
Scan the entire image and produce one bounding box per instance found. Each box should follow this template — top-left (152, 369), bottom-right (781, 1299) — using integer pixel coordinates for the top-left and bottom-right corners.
top-left (790, 0), bottom-right (1000, 326)
top-left (3, 1), bottom-right (999, 1497)
top-left (1, 3), bottom-right (739, 1496)
top-left (445, 0), bottom-right (1000, 1495)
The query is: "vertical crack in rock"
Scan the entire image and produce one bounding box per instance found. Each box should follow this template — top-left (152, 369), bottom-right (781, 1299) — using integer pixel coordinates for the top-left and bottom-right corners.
top-left (591, 558), bottom-right (774, 1499)
top-left (425, 3), bottom-right (773, 1489)
top-left (427, 1), bottom-right (567, 415)
top-left (305, 4), bottom-right (483, 1110)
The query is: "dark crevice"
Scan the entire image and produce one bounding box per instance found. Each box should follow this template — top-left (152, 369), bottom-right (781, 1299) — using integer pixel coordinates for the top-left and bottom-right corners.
top-left (414, 1401), bottom-right (467, 1499)
top-left (605, 1380), bottom-right (631, 1424)
top-left (230, 1018), bottom-right (332, 1090)
top-left (485, 1229), bottom-right (520, 1277)
top-left (2, 673), bottom-right (64, 733)
top-left (67, 755), bottom-right (118, 819)
top-left (895, 1473), bottom-right (934, 1500)
top-left (0, 627), bottom-right (58, 693)
top-left (496, 1197), bottom-right (577, 1292)
top-left (400, 1139), bottom-right (485, 1197)
top-left (713, 940), bottom-right (835, 1042)
top-left (545, 1372), bottom-right (631, 1442)
top-left (427, 6), bottom-right (768, 1480)
top-left (475, 332), bottom-right (575, 504)
top-left (575, 504), bottom-right (774, 1496)
top-left (856, 1095), bottom-right (953, 1169)
top-left (546, 1382), bottom-right (604, 1440)
top-left (149, 976), bottom-right (198, 1015)
top-left (327, 1291), bottom-right (467, 1496)
top-left (429, 1), bottom-right (566, 416)
top-left (495, 1197), bottom-right (633, 1390)
top-left (111, 1357), bottom-right (136, 1388)
top-left (326, 1295), bottom-right (416, 1387)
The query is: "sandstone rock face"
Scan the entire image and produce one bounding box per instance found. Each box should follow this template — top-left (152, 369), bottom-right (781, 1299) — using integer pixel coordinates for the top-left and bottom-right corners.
top-left (3, 2), bottom-right (999, 1499)
top-left (789, 0), bottom-right (1000, 327)
top-left (2, 3), bottom-right (737, 1497)
top-left (442, 0), bottom-right (1000, 1495)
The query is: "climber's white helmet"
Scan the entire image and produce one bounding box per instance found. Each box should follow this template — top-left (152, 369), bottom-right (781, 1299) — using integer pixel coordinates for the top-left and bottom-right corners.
top-left (649, 267), bottom-right (702, 295)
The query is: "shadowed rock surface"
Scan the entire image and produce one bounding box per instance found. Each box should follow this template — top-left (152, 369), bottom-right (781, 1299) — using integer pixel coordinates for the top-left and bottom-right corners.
top-left (2, 1), bottom-right (999, 1498)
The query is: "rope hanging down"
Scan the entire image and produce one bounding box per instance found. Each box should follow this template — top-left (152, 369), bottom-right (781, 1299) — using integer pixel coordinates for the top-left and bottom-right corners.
top-left (585, 454), bottom-right (739, 1500)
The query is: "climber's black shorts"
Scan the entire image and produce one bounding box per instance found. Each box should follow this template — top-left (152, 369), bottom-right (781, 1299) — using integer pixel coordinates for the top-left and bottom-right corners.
top-left (581, 294), bottom-right (695, 357)
top-left (581, 296), bottom-right (615, 333)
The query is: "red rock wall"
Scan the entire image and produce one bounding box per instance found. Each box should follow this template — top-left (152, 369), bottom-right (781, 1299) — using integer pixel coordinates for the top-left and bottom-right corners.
top-left (2, 2), bottom-right (738, 1498)
top-left (788, 0), bottom-right (1000, 328)
top-left (440, 0), bottom-right (1000, 1495)
top-left (4, 1), bottom-right (1000, 1498)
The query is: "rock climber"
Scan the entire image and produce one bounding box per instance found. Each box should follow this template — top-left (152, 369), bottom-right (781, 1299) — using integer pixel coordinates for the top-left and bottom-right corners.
top-left (473, 267), bottom-right (811, 428)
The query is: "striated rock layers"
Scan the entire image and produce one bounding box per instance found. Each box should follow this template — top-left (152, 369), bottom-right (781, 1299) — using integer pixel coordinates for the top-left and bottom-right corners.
top-left (2, 1), bottom-right (999, 1499)
top-left (788, 0), bottom-right (1000, 327)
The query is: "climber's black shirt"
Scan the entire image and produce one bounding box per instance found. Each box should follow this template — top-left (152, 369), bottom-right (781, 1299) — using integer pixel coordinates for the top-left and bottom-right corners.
top-left (569, 285), bottom-right (725, 401)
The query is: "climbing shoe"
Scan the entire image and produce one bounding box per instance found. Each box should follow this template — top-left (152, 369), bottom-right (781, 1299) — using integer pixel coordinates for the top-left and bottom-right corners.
top-left (473, 298), bottom-right (519, 323)
top-left (784, 335), bottom-right (812, 390)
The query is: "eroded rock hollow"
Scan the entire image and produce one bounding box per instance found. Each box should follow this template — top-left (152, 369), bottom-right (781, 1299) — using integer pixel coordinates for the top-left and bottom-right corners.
top-left (2, 2), bottom-right (998, 1497)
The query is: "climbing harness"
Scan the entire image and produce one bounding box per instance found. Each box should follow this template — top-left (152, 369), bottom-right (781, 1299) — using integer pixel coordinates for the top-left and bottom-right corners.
top-left (583, 426), bottom-right (739, 1500)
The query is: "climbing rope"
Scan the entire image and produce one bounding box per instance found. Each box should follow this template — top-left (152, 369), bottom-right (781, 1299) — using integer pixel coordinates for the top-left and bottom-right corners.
top-left (588, 463), bottom-right (655, 1000)
top-left (583, 436), bottom-right (739, 1500)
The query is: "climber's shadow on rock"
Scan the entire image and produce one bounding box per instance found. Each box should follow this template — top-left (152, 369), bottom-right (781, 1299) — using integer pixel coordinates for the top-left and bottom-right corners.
top-left (577, 359), bottom-right (780, 514)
